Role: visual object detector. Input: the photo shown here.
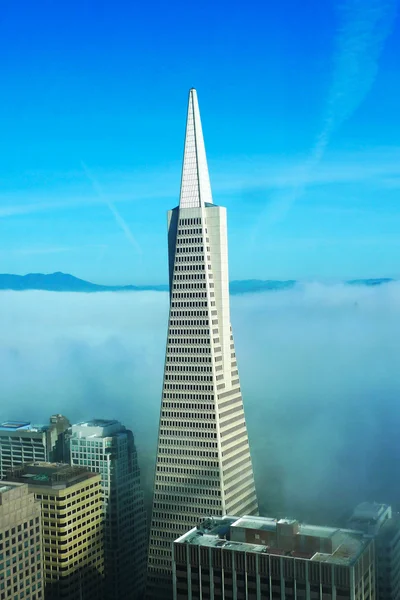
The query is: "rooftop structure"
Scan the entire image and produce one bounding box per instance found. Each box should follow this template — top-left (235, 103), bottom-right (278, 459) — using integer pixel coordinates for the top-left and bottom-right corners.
top-left (347, 501), bottom-right (392, 536)
top-left (173, 515), bottom-right (376, 600)
top-left (7, 461), bottom-right (98, 488)
top-left (177, 515), bottom-right (369, 566)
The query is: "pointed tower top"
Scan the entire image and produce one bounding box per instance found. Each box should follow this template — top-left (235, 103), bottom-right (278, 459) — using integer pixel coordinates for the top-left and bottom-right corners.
top-left (179, 89), bottom-right (213, 209)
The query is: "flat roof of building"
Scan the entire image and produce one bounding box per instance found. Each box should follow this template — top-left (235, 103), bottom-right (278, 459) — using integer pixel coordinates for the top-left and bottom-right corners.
top-left (78, 419), bottom-right (118, 428)
top-left (176, 516), bottom-right (369, 567)
top-left (7, 462), bottom-right (97, 488)
top-left (0, 421), bottom-right (31, 430)
top-left (0, 421), bottom-right (48, 433)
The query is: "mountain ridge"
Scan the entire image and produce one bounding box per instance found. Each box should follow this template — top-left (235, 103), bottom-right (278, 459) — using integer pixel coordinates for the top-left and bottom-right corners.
top-left (0, 272), bottom-right (395, 294)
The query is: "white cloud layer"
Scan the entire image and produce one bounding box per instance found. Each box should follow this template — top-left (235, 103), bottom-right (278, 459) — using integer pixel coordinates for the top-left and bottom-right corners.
top-left (0, 284), bottom-right (399, 523)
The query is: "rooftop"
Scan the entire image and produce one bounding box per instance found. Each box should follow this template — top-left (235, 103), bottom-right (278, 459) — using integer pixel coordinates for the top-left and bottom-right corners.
top-left (6, 462), bottom-right (97, 489)
top-left (0, 421), bottom-right (48, 433)
top-left (71, 419), bottom-right (125, 438)
top-left (175, 515), bottom-right (369, 567)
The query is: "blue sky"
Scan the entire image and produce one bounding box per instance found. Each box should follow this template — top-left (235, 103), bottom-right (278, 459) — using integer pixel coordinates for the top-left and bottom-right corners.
top-left (0, 0), bottom-right (399, 284)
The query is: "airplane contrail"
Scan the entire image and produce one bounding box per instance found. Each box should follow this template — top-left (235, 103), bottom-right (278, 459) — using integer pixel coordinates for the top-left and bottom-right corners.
top-left (80, 161), bottom-right (142, 255)
top-left (254, 0), bottom-right (398, 231)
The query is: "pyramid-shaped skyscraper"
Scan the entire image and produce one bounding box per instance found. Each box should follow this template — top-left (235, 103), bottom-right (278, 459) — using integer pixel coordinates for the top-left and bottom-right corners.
top-left (147, 89), bottom-right (258, 598)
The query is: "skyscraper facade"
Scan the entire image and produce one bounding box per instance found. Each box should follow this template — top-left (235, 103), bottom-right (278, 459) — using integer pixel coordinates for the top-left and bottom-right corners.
top-left (70, 419), bottom-right (147, 599)
top-left (147, 89), bottom-right (258, 597)
top-left (0, 483), bottom-right (43, 600)
top-left (348, 502), bottom-right (400, 600)
top-left (7, 462), bottom-right (104, 600)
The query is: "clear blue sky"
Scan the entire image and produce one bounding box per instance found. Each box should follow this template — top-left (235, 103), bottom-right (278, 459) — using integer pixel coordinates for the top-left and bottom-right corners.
top-left (0, 0), bottom-right (399, 284)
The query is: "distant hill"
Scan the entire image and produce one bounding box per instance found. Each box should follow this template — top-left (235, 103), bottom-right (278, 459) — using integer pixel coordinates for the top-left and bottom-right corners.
top-left (0, 272), bottom-right (395, 294)
top-left (0, 272), bottom-right (167, 293)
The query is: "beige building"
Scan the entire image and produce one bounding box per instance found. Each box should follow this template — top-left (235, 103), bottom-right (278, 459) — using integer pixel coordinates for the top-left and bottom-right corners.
top-left (173, 515), bottom-right (376, 600)
top-left (0, 482), bottom-right (43, 600)
top-left (7, 463), bottom-right (104, 600)
top-left (147, 89), bottom-right (258, 598)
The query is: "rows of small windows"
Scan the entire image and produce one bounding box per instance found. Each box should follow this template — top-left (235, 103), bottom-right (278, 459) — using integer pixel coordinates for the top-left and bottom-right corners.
top-left (161, 410), bottom-right (215, 420)
top-left (167, 340), bottom-right (211, 349)
top-left (166, 356), bottom-right (212, 364)
top-left (170, 319), bottom-right (210, 328)
top-left (172, 283), bottom-right (207, 292)
top-left (172, 292), bottom-right (208, 301)
top-left (174, 264), bottom-right (205, 273)
top-left (177, 227), bottom-right (205, 236)
top-left (158, 447), bottom-right (218, 458)
top-left (154, 493), bottom-right (221, 507)
top-left (164, 385), bottom-right (214, 393)
top-left (163, 393), bottom-right (214, 402)
top-left (163, 400), bottom-right (214, 409)
top-left (154, 484), bottom-right (220, 497)
top-left (155, 474), bottom-right (220, 487)
top-left (169, 328), bottom-right (209, 336)
top-left (164, 376), bottom-right (213, 385)
top-left (174, 273), bottom-right (206, 282)
top-left (160, 439), bottom-right (217, 449)
top-left (175, 255), bottom-right (205, 263)
top-left (176, 237), bottom-right (204, 245)
top-left (175, 245), bottom-right (204, 254)
top-left (167, 346), bottom-right (211, 355)
top-left (153, 496), bottom-right (220, 512)
top-left (160, 419), bottom-right (216, 430)
top-left (179, 218), bottom-right (202, 226)
top-left (157, 456), bottom-right (219, 469)
top-left (170, 310), bottom-right (208, 318)
top-left (160, 429), bottom-right (217, 439)
top-left (171, 301), bottom-right (208, 308)
top-left (165, 365), bottom-right (212, 373)
top-left (36, 487), bottom-right (98, 507)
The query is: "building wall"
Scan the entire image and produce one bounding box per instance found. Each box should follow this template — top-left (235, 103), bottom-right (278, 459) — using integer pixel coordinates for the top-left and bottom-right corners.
top-left (376, 520), bottom-right (400, 600)
top-left (148, 204), bottom-right (258, 598)
top-left (0, 416), bottom-right (70, 479)
top-left (0, 484), bottom-right (43, 600)
top-left (29, 474), bottom-right (104, 600)
top-left (70, 425), bottom-right (147, 600)
top-left (0, 431), bottom-right (47, 479)
top-left (173, 540), bottom-right (376, 600)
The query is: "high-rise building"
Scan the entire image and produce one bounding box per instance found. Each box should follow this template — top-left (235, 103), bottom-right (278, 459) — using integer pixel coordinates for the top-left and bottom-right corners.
top-left (70, 419), bottom-right (147, 599)
top-left (0, 414), bottom-right (71, 478)
top-left (0, 482), bottom-right (44, 600)
top-left (348, 502), bottom-right (400, 600)
top-left (147, 89), bottom-right (258, 596)
top-left (173, 515), bottom-right (376, 600)
top-left (7, 462), bottom-right (104, 600)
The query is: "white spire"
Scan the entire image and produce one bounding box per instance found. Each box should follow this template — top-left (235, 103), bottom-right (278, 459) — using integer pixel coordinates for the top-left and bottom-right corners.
top-left (179, 88), bottom-right (213, 209)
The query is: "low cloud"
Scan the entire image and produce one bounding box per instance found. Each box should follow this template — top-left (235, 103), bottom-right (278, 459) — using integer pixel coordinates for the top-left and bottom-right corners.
top-left (0, 284), bottom-right (399, 524)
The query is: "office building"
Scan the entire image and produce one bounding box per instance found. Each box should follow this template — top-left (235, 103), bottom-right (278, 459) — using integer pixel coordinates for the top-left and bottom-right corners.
top-left (70, 419), bottom-right (147, 599)
top-left (0, 415), bottom-right (70, 478)
top-left (173, 515), bottom-right (376, 600)
top-left (348, 502), bottom-right (400, 600)
top-left (0, 483), bottom-right (43, 600)
top-left (7, 462), bottom-right (104, 600)
top-left (147, 89), bottom-right (258, 597)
